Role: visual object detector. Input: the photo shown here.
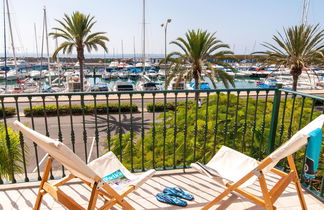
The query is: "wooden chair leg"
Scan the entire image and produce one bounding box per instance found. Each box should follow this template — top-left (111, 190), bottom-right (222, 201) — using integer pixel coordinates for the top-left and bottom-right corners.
top-left (258, 171), bottom-right (275, 210)
top-left (293, 176), bottom-right (307, 210)
top-left (101, 183), bottom-right (134, 210)
top-left (287, 155), bottom-right (307, 210)
top-left (98, 199), bottom-right (117, 210)
top-left (87, 182), bottom-right (99, 210)
top-left (54, 174), bottom-right (74, 187)
top-left (34, 157), bottom-right (52, 210)
top-left (202, 170), bottom-right (261, 209)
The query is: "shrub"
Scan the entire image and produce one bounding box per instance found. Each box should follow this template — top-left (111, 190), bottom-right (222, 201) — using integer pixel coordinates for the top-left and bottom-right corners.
top-left (85, 103), bottom-right (138, 114)
top-left (0, 107), bottom-right (16, 118)
top-left (146, 102), bottom-right (175, 112)
top-left (108, 94), bottom-right (321, 174)
top-left (146, 101), bottom-right (194, 112)
top-left (23, 103), bottom-right (138, 117)
top-left (0, 122), bottom-right (27, 181)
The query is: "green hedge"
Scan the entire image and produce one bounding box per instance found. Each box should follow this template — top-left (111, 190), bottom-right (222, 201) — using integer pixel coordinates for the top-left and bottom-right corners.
top-left (146, 102), bottom-right (175, 112)
top-left (146, 101), bottom-right (195, 112)
top-left (0, 107), bottom-right (16, 118)
top-left (24, 103), bottom-right (138, 117)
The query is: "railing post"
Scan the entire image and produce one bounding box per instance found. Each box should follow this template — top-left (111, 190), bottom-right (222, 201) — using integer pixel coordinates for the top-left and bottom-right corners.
top-left (267, 85), bottom-right (282, 154)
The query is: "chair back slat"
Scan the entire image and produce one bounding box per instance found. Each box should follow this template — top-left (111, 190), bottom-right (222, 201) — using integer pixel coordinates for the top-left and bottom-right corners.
top-left (266, 114), bottom-right (324, 172)
top-left (14, 121), bottom-right (98, 183)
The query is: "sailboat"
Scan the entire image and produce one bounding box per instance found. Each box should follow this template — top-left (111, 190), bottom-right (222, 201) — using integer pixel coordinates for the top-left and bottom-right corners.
top-left (1, 0), bottom-right (17, 87)
top-left (43, 6), bottom-right (52, 86)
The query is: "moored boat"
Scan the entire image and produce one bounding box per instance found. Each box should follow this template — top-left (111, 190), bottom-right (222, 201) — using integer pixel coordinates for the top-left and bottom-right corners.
top-left (112, 82), bottom-right (134, 91)
top-left (136, 81), bottom-right (159, 91)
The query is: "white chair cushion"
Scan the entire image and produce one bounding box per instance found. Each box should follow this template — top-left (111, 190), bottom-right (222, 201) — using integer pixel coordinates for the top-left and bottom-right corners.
top-left (88, 152), bottom-right (155, 192)
top-left (206, 146), bottom-right (259, 188)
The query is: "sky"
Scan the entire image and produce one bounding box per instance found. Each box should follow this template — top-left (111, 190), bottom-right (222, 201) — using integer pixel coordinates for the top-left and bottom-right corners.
top-left (1, 0), bottom-right (324, 57)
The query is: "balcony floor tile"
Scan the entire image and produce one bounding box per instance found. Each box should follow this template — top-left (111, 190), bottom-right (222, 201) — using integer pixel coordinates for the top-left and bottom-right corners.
top-left (0, 170), bottom-right (322, 210)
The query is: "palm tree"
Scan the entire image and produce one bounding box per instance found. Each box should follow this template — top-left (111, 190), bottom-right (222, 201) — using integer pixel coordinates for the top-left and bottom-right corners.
top-left (50, 11), bottom-right (109, 91)
top-left (162, 29), bottom-right (235, 98)
top-left (256, 24), bottom-right (324, 91)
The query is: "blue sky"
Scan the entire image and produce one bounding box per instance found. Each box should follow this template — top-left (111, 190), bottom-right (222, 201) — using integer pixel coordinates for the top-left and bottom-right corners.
top-left (2, 0), bottom-right (324, 57)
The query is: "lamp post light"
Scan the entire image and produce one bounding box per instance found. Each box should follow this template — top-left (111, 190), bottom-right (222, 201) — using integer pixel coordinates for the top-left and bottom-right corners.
top-left (161, 18), bottom-right (171, 90)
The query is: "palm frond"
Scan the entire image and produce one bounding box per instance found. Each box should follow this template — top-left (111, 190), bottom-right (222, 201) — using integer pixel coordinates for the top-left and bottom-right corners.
top-left (160, 29), bottom-right (234, 90)
top-left (50, 11), bottom-right (109, 57)
top-left (52, 41), bottom-right (75, 59)
top-left (257, 24), bottom-right (324, 70)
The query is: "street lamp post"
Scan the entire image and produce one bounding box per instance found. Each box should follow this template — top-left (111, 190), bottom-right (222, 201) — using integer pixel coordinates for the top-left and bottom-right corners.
top-left (161, 18), bottom-right (171, 90)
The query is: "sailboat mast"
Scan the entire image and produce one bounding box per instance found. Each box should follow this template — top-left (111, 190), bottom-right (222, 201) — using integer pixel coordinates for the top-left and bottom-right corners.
top-left (142, 0), bottom-right (146, 72)
top-left (5, 0), bottom-right (17, 72)
top-left (39, 7), bottom-right (45, 92)
top-left (44, 6), bottom-right (51, 86)
top-left (103, 51), bottom-right (106, 70)
top-left (121, 40), bottom-right (124, 60)
top-left (133, 36), bottom-right (136, 62)
top-left (3, 0), bottom-right (7, 90)
top-left (34, 23), bottom-right (39, 58)
top-left (55, 30), bottom-right (60, 65)
top-left (55, 29), bottom-right (61, 85)
top-left (301, 0), bottom-right (310, 25)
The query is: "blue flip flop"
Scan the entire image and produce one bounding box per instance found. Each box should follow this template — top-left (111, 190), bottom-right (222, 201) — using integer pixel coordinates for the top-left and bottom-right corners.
top-left (163, 187), bottom-right (194, 201)
top-left (156, 193), bottom-right (187, 207)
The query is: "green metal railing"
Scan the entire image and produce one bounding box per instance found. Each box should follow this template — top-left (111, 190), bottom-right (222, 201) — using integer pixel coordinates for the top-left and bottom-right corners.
top-left (0, 88), bottom-right (323, 200)
top-left (275, 89), bottom-right (324, 201)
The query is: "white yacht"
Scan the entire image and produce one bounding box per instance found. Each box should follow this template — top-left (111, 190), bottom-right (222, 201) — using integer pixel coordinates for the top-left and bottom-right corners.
top-left (168, 76), bottom-right (185, 90)
top-left (0, 70), bottom-right (17, 80)
top-left (66, 76), bottom-right (91, 92)
top-left (91, 83), bottom-right (110, 92)
top-left (136, 81), bottom-right (159, 91)
top-left (135, 62), bottom-right (151, 68)
top-left (102, 71), bottom-right (111, 80)
top-left (109, 61), bottom-right (119, 68)
top-left (224, 69), bottom-right (235, 76)
top-left (146, 70), bottom-right (158, 78)
top-left (118, 70), bottom-right (129, 79)
top-left (29, 70), bottom-right (46, 79)
top-left (102, 70), bottom-right (119, 80)
top-left (158, 69), bottom-right (166, 80)
top-left (113, 82), bottom-right (134, 91)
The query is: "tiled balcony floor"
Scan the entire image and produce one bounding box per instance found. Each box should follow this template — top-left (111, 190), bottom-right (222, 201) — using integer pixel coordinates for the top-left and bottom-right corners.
top-left (0, 169), bottom-right (322, 210)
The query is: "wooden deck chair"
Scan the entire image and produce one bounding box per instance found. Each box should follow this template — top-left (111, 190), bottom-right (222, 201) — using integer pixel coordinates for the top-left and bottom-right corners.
top-left (14, 121), bottom-right (156, 210)
top-left (191, 114), bottom-right (324, 210)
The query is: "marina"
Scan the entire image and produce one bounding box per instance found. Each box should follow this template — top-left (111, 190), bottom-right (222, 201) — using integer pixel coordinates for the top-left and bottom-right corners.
top-left (0, 60), bottom-right (323, 94)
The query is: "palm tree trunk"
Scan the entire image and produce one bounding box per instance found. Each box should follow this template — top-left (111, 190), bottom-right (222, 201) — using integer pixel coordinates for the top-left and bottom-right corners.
top-left (290, 67), bottom-right (302, 91)
top-left (292, 74), bottom-right (298, 91)
top-left (77, 47), bottom-right (85, 92)
top-left (194, 68), bottom-right (200, 101)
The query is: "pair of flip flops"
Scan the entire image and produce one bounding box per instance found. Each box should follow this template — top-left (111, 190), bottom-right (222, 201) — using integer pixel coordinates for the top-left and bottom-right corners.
top-left (156, 187), bottom-right (194, 207)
